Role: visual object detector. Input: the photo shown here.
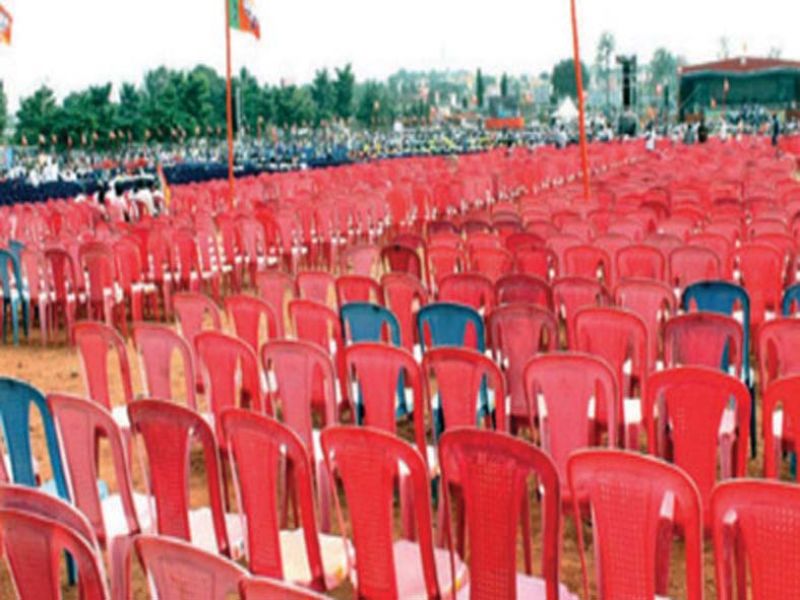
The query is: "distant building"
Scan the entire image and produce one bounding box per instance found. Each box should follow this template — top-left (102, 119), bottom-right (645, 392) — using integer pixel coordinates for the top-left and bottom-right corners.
top-left (679, 56), bottom-right (800, 120)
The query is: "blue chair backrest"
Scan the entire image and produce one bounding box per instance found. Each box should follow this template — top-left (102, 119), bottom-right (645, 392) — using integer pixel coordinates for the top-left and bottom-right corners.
top-left (0, 378), bottom-right (68, 499)
top-left (0, 249), bottom-right (18, 297)
top-left (417, 302), bottom-right (486, 353)
top-left (783, 284), bottom-right (800, 317)
top-left (8, 240), bottom-right (25, 263)
top-left (340, 303), bottom-right (401, 346)
top-left (681, 280), bottom-right (751, 383)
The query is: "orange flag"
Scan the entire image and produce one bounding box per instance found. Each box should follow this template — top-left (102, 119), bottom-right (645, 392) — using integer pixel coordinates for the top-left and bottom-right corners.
top-left (228, 0), bottom-right (260, 39)
top-left (0, 4), bottom-right (12, 45)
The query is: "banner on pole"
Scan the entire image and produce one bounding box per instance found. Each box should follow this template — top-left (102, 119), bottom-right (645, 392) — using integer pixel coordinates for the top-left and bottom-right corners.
top-left (0, 4), bottom-right (12, 45)
top-left (228, 0), bottom-right (260, 39)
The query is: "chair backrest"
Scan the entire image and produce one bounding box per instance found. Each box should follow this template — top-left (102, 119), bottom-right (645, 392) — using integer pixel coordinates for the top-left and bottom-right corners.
top-left (494, 273), bottom-right (553, 310)
top-left (127, 399), bottom-right (229, 555)
top-left (195, 331), bottom-right (264, 441)
top-left (730, 242), bottom-right (784, 328)
top-left (614, 279), bottom-right (676, 369)
top-left (344, 342), bottom-right (425, 451)
top-left (488, 304), bottom-right (558, 425)
top-left (0, 507), bottom-right (109, 599)
top-left (763, 376), bottom-right (800, 479)
top-left (421, 346), bottom-right (506, 434)
top-left (669, 245), bottom-right (722, 290)
top-left (221, 410), bottom-right (326, 587)
top-left (712, 480), bottom-right (800, 600)
top-left (514, 247), bottom-right (558, 280)
top-left (340, 302), bottom-right (401, 346)
top-left (563, 245), bottom-right (612, 286)
top-left (132, 323), bottom-right (197, 409)
top-left (381, 243), bottom-right (423, 280)
top-left (757, 318), bottom-right (800, 392)
top-left (469, 246), bottom-right (514, 282)
top-left (616, 244), bottom-right (666, 282)
top-left (320, 426), bottom-right (440, 600)
top-left (173, 291), bottom-right (222, 347)
top-left (663, 312), bottom-right (743, 376)
top-left (81, 249), bottom-right (116, 304)
top-left (643, 367), bottom-right (750, 520)
top-left (135, 534), bottom-right (247, 600)
top-left (438, 272), bottom-right (496, 313)
top-left (74, 320), bottom-right (134, 410)
top-left (47, 393), bottom-right (139, 546)
top-left (381, 272), bottom-right (427, 352)
top-left (296, 271), bottom-right (336, 307)
top-left (225, 294), bottom-right (278, 353)
top-left (427, 245), bottom-right (463, 289)
top-left (340, 244), bottom-right (380, 276)
top-left (551, 276), bottom-right (611, 336)
top-left (439, 429), bottom-right (561, 600)
top-left (0, 377), bottom-right (67, 497)
top-left (417, 302), bottom-right (486, 353)
top-left (525, 353), bottom-right (618, 482)
top-left (44, 247), bottom-right (79, 303)
top-left (568, 450), bottom-right (703, 600)
top-left (335, 274), bottom-right (383, 306)
top-left (255, 270), bottom-right (296, 338)
top-left (289, 298), bottom-right (344, 354)
top-left (240, 576), bottom-right (329, 600)
top-left (261, 340), bottom-right (336, 451)
top-left (573, 307), bottom-right (648, 398)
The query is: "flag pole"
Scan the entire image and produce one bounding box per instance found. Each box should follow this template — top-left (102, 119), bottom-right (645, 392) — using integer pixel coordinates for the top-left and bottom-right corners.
top-left (224, 0), bottom-right (236, 207)
top-left (570, 0), bottom-right (591, 201)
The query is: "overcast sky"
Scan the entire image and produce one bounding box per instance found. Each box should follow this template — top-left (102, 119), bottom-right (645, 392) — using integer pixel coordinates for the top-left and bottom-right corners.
top-left (0, 0), bottom-right (796, 111)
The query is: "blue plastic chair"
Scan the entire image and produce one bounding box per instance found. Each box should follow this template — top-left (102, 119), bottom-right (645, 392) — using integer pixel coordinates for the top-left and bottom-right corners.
top-left (782, 284), bottom-right (800, 317)
top-left (340, 302), bottom-right (401, 346)
top-left (0, 249), bottom-right (30, 345)
top-left (416, 302), bottom-right (486, 353)
top-left (681, 280), bottom-right (755, 455)
top-left (8, 240), bottom-right (25, 263)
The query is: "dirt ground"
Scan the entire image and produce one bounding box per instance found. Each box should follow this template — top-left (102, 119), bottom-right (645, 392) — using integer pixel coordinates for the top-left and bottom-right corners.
top-left (0, 319), bottom-right (764, 599)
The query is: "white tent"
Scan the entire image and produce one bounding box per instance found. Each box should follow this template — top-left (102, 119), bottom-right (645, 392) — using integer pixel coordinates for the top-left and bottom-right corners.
top-left (553, 97), bottom-right (579, 122)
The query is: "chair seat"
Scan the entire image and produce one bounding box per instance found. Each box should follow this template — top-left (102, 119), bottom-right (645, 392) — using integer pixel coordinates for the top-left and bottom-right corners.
top-left (456, 573), bottom-right (579, 599)
top-left (102, 491), bottom-right (152, 541)
top-left (389, 539), bottom-right (467, 599)
top-left (279, 528), bottom-right (349, 589)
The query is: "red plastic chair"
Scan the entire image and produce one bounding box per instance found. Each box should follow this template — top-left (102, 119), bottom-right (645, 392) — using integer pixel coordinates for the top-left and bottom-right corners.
top-left (524, 353), bottom-right (618, 484)
top-left (225, 294), bottom-right (278, 353)
top-left (74, 321), bottom-right (134, 422)
top-left (135, 534), bottom-right (247, 600)
top-left (593, 233), bottom-right (633, 286)
top-left (0, 507), bottom-right (109, 599)
top-left (421, 346), bottom-right (506, 432)
top-left (81, 249), bottom-right (127, 334)
top-left (132, 323), bottom-right (197, 409)
top-left (113, 238), bottom-right (155, 322)
top-left (335, 274), bottom-right (383, 306)
top-left (173, 291), bottom-right (222, 391)
top-left (321, 426), bottom-right (464, 599)
top-left (505, 231), bottom-right (545, 253)
top-left (488, 304), bottom-right (558, 433)
top-left (563, 245), bottom-right (612, 286)
top-left (568, 450), bottom-right (703, 600)
top-left (711, 480), bottom-right (800, 600)
top-left (730, 242), bottom-right (784, 329)
top-left (438, 272), bottom-right (496, 313)
top-left (427, 246), bottom-right (463, 290)
top-left (127, 399), bottom-right (235, 556)
top-left (663, 312), bottom-right (743, 377)
top-left (614, 279), bottom-right (676, 370)
top-left (20, 248), bottom-right (50, 344)
top-left (552, 276), bottom-right (610, 337)
top-left (221, 410), bottom-right (348, 590)
top-left (381, 272), bottom-right (427, 353)
top-left (195, 331), bottom-right (265, 442)
top-left (469, 246), bottom-right (513, 283)
top-left (669, 245), bottom-right (722, 290)
top-left (289, 299), bottom-right (349, 411)
top-left (689, 231), bottom-right (732, 268)
top-left (643, 367), bottom-right (750, 525)
top-left (763, 376), bottom-right (800, 479)
top-left (439, 429), bottom-right (576, 600)
top-left (616, 244), bottom-right (666, 282)
top-left (495, 273), bottom-right (554, 311)
top-left (340, 244), bottom-right (380, 276)
top-left (757, 318), bottom-right (800, 392)
top-left (170, 227), bottom-right (202, 293)
top-left (296, 271), bottom-right (336, 307)
top-left (573, 307), bottom-right (648, 447)
top-left (240, 577), bottom-right (329, 600)
top-left (44, 247), bottom-right (81, 343)
top-left (255, 270), bottom-right (296, 338)
top-left (514, 247), bottom-right (558, 281)
top-left (381, 243), bottom-right (423, 280)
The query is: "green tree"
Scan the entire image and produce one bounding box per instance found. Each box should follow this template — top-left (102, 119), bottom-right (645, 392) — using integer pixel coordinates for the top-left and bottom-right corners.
top-left (648, 48), bottom-right (680, 103)
top-left (16, 86), bottom-right (58, 145)
top-left (356, 81), bottom-right (381, 127)
top-left (115, 83), bottom-right (144, 141)
top-left (476, 68), bottom-right (485, 109)
top-left (311, 68), bottom-right (335, 125)
top-left (334, 64), bottom-right (355, 120)
top-left (551, 59), bottom-right (590, 101)
top-left (595, 31), bottom-right (615, 109)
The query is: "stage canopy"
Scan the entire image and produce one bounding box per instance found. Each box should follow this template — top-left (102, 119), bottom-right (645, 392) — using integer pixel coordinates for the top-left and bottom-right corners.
top-left (678, 56), bottom-right (800, 119)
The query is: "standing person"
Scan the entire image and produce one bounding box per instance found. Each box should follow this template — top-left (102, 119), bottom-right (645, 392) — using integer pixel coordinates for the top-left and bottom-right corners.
top-left (771, 113), bottom-right (781, 148)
